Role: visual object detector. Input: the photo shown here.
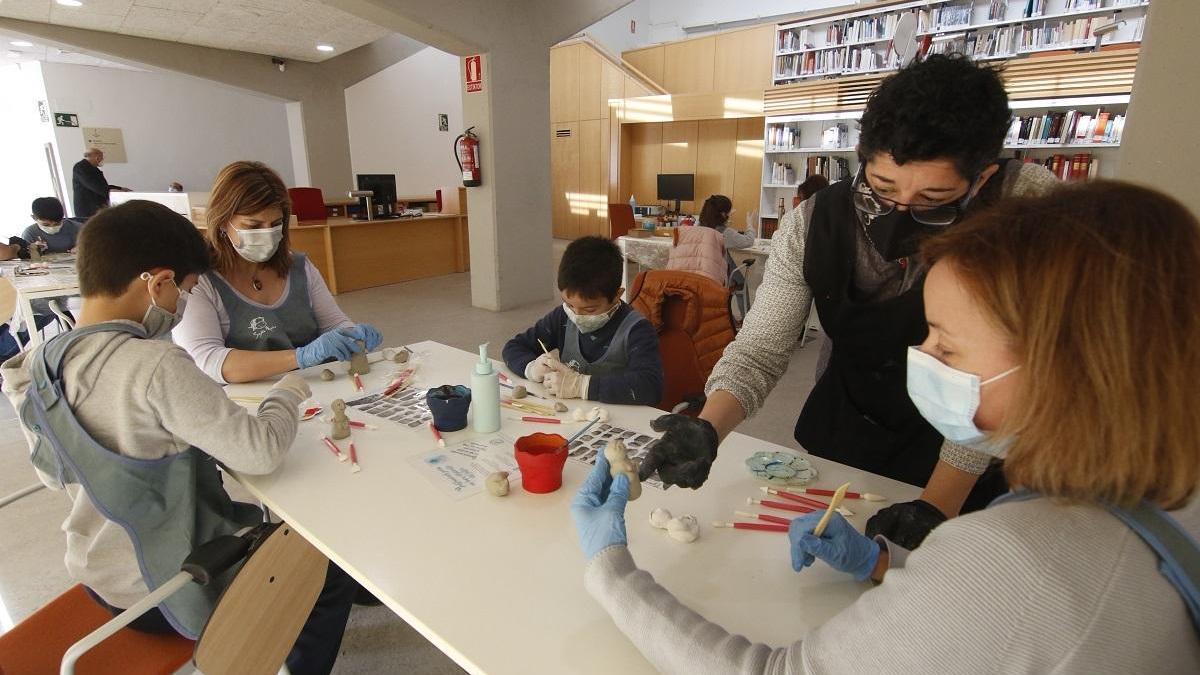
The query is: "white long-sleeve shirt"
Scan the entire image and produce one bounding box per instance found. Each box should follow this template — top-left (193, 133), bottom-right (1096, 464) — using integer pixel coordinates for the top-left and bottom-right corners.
top-left (585, 496), bottom-right (1200, 673)
top-left (172, 256), bottom-right (352, 383)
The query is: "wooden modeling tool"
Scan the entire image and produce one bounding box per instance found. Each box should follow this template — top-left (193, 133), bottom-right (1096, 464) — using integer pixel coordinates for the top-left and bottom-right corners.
top-left (713, 521), bottom-right (788, 533)
top-left (512, 416), bottom-right (560, 424)
top-left (537, 338), bottom-right (551, 355)
top-left (812, 482), bottom-right (851, 537)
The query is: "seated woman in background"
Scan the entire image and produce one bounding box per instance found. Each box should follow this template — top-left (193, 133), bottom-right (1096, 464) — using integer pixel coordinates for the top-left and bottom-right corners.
top-left (175, 161), bottom-right (381, 383)
top-left (697, 194), bottom-right (755, 313)
top-left (572, 181), bottom-right (1199, 672)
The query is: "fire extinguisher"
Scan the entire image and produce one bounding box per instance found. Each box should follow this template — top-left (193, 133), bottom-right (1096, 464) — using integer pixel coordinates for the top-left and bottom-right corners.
top-left (454, 126), bottom-right (481, 187)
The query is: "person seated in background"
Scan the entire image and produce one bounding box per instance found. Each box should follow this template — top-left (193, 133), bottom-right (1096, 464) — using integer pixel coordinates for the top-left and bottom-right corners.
top-left (174, 161), bottom-right (381, 384)
top-left (503, 236), bottom-right (663, 406)
top-left (23, 197), bottom-right (81, 254)
top-left (697, 194), bottom-right (756, 313)
top-left (572, 181), bottom-right (1199, 673)
top-left (1, 201), bottom-right (357, 674)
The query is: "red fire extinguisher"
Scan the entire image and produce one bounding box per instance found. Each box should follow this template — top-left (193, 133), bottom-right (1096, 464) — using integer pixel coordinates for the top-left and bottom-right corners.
top-left (454, 126), bottom-right (481, 187)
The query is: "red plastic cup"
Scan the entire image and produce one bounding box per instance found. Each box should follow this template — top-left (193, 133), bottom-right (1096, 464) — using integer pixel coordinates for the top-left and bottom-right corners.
top-left (514, 433), bottom-right (568, 494)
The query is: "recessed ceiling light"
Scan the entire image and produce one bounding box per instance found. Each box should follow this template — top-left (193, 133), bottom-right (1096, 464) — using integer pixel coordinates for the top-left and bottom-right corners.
top-left (11, 41), bottom-right (33, 47)
top-left (316, 44), bottom-right (334, 52)
top-left (56, 0), bottom-right (84, 7)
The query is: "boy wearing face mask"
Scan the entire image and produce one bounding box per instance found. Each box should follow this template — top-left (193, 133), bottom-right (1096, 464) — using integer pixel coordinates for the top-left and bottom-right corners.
top-left (1, 200), bottom-right (358, 674)
top-left (22, 196), bottom-right (81, 254)
top-left (502, 236), bottom-right (664, 406)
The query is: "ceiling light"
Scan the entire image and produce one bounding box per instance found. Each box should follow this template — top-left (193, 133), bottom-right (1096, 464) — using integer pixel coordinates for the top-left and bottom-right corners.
top-left (11, 41), bottom-right (33, 47)
top-left (316, 44), bottom-right (334, 52)
top-left (56, 0), bottom-right (84, 7)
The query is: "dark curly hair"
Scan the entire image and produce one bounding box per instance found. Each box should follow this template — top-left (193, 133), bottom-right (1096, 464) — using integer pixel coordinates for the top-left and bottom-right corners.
top-left (858, 54), bottom-right (1011, 178)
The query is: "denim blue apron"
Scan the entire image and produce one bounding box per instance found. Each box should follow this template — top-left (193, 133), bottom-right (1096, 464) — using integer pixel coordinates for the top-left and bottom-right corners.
top-left (208, 252), bottom-right (321, 351)
top-left (561, 309), bottom-right (643, 376)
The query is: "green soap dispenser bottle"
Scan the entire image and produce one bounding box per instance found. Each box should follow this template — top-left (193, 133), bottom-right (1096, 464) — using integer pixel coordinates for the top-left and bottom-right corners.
top-left (471, 342), bottom-right (500, 433)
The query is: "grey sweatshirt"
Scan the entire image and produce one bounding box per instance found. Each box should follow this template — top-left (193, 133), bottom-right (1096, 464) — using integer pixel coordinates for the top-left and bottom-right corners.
top-left (585, 497), bottom-right (1200, 673)
top-left (707, 163), bottom-right (1059, 475)
top-left (1, 321), bottom-right (303, 609)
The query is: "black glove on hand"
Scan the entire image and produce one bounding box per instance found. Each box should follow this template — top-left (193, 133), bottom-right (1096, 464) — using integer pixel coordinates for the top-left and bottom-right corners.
top-left (864, 499), bottom-right (948, 550)
top-left (638, 414), bottom-right (719, 489)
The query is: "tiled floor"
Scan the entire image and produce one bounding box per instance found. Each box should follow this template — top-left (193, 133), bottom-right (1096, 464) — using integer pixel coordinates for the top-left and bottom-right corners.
top-left (0, 241), bottom-right (824, 673)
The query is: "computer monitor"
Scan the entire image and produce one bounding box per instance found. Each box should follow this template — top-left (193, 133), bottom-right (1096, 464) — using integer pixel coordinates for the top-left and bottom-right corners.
top-left (656, 174), bottom-right (694, 214)
top-left (354, 174), bottom-right (399, 219)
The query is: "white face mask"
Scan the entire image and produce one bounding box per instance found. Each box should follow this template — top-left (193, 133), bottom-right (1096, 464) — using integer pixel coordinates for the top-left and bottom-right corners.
top-left (139, 272), bottom-right (188, 339)
top-left (228, 224), bottom-right (283, 263)
top-left (37, 222), bottom-right (63, 235)
top-left (906, 347), bottom-right (1020, 457)
top-left (563, 301), bottom-right (619, 334)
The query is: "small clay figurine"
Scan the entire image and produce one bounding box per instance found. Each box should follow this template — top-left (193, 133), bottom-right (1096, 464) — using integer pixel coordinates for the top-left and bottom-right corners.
top-left (512, 385), bottom-right (528, 399)
top-left (330, 398), bottom-right (351, 440)
top-left (649, 507), bottom-right (673, 529)
top-left (320, 368), bottom-right (335, 381)
top-left (666, 515), bottom-right (700, 543)
top-left (347, 340), bottom-right (370, 376)
top-left (486, 471), bottom-right (510, 497)
top-left (394, 347), bottom-right (411, 364)
top-left (554, 401), bottom-right (568, 413)
top-left (587, 406), bottom-right (610, 423)
top-left (604, 438), bottom-right (641, 501)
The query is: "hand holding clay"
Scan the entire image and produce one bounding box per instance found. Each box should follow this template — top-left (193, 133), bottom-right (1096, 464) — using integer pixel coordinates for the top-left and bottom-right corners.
top-left (544, 365), bottom-right (588, 399)
top-left (604, 439), bottom-right (641, 501)
top-left (524, 349), bottom-right (561, 383)
top-left (570, 452), bottom-right (630, 559)
top-left (296, 329), bottom-right (361, 369)
top-left (345, 323), bottom-right (383, 352)
top-left (270, 372), bottom-right (312, 402)
top-left (639, 414), bottom-right (720, 489)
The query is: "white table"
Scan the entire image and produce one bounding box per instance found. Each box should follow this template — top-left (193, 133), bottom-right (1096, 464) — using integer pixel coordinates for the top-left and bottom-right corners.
top-left (0, 256), bottom-right (79, 349)
top-left (226, 342), bottom-right (918, 675)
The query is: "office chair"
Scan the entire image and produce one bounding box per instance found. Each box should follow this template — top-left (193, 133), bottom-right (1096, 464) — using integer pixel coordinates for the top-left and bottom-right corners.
top-left (607, 203), bottom-right (636, 239)
top-left (287, 187), bottom-right (328, 222)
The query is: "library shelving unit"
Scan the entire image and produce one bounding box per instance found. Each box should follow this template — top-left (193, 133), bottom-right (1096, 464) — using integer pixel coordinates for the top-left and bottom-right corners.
top-left (758, 0), bottom-right (1148, 222)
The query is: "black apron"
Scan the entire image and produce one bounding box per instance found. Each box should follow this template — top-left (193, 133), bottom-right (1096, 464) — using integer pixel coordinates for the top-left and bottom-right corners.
top-left (795, 168), bottom-right (1010, 489)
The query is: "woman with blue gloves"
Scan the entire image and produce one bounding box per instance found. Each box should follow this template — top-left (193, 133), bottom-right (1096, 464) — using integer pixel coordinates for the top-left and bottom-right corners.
top-left (572, 182), bottom-right (1200, 672)
top-left (175, 161), bottom-right (382, 383)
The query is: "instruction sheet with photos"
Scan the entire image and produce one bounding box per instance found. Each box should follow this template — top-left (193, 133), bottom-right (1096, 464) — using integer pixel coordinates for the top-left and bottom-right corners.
top-left (345, 388), bottom-right (431, 428)
top-left (569, 423), bottom-right (667, 491)
top-left (408, 434), bottom-right (521, 501)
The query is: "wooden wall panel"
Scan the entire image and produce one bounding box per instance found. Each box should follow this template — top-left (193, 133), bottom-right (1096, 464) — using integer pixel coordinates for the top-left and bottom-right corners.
top-left (695, 119), bottom-right (738, 212)
top-left (732, 117), bottom-right (765, 224)
top-left (714, 25), bottom-right (774, 94)
top-left (550, 45), bottom-right (579, 123)
top-left (578, 119), bottom-right (605, 238)
top-left (660, 121), bottom-right (699, 213)
top-left (663, 35), bottom-right (715, 95)
top-left (551, 122), bottom-right (580, 238)
top-left (628, 123), bottom-right (662, 209)
top-left (578, 46), bottom-right (603, 121)
top-left (623, 46), bottom-right (664, 87)
top-left (601, 60), bottom-right (624, 120)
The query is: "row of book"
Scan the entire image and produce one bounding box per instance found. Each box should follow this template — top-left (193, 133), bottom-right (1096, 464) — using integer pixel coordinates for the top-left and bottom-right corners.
top-left (822, 13), bottom-right (899, 47)
top-left (1019, 17), bottom-right (1098, 50)
top-left (918, 4), bottom-right (973, 31)
top-left (1022, 153), bottom-right (1100, 181)
top-left (765, 124), bottom-right (850, 151)
top-left (1004, 109), bottom-right (1126, 146)
top-left (768, 156), bottom-right (852, 184)
top-left (776, 48), bottom-right (845, 77)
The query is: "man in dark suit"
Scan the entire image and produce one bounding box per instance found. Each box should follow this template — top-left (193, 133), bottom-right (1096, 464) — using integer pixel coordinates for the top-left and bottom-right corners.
top-left (72, 148), bottom-right (128, 219)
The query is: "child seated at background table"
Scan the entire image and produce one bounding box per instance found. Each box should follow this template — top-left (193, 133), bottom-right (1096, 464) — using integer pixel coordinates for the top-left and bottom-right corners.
top-left (22, 196), bottom-right (81, 254)
top-left (1, 200), bottom-right (356, 674)
top-left (503, 236), bottom-right (663, 406)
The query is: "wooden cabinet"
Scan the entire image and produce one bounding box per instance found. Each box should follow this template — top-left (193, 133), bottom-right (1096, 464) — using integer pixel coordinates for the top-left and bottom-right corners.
top-left (578, 118), bottom-right (606, 238)
top-left (715, 25), bottom-right (774, 94)
top-left (624, 46), bottom-right (664, 86)
top-left (551, 122), bottom-right (579, 239)
top-left (550, 46), bottom-right (579, 124)
top-left (578, 46), bottom-right (604, 122)
top-left (663, 36), bottom-right (715, 95)
top-left (696, 119), bottom-right (738, 209)
top-left (661, 121), bottom-right (699, 213)
top-left (733, 117), bottom-right (764, 222)
top-left (622, 25), bottom-right (774, 96)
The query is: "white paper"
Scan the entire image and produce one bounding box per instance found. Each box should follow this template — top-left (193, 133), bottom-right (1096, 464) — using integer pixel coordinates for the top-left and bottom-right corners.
top-left (408, 434), bottom-right (520, 500)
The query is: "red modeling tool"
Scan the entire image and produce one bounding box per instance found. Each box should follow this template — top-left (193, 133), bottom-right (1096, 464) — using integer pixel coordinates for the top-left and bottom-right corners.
top-left (734, 510), bottom-right (791, 526)
top-left (795, 486), bottom-right (886, 501)
top-left (516, 416), bottom-right (560, 424)
top-left (429, 423), bottom-right (445, 448)
top-left (348, 442), bottom-right (361, 473)
top-left (353, 373), bottom-right (364, 392)
top-left (319, 435), bottom-right (346, 461)
top-left (761, 487), bottom-right (829, 509)
top-left (748, 497), bottom-right (816, 514)
top-left (712, 521), bottom-right (788, 533)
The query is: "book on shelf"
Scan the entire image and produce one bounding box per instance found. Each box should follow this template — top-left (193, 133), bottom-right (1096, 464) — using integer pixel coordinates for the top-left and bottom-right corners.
top-left (1004, 109), bottom-right (1126, 146)
top-left (1025, 152), bottom-right (1098, 181)
top-left (987, 0), bottom-right (1011, 22)
top-left (1023, 0), bottom-right (1047, 19)
top-left (806, 156), bottom-right (851, 182)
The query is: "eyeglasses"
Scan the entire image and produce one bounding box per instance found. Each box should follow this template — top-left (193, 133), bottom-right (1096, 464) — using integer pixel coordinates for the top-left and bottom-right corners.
top-left (850, 167), bottom-right (977, 227)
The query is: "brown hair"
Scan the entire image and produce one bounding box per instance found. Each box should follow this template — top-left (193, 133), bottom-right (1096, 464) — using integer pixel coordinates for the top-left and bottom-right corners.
top-left (205, 161), bottom-right (292, 277)
top-left (78, 201), bottom-right (209, 297)
top-left (699, 194), bottom-right (732, 229)
top-left (798, 174), bottom-right (829, 201)
top-left (921, 181), bottom-right (1200, 509)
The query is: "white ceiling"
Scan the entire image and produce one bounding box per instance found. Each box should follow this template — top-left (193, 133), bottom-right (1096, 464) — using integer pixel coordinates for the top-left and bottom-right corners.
top-left (2, 28), bottom-right (141, 68)
top-left (0, 0), bottom-right (393, 62)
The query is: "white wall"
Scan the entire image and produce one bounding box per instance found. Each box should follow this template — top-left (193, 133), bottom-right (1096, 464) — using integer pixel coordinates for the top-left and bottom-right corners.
top-left (39, 62), bottom-right (294, 216)
top-left (0, 62), bottom-right (59, 238)
top-left (344, 47), bottom-right (463, 199)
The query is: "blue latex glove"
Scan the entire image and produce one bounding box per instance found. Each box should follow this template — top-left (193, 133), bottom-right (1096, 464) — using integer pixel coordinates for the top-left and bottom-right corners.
top-left (344, 323), bottom-right (382, 352)
top-left (789, 511), bottom-right (881, 581)
top-left (570, 453), bottom-right (630, 559)
top-left (295, 329), bottom-right (360, 369)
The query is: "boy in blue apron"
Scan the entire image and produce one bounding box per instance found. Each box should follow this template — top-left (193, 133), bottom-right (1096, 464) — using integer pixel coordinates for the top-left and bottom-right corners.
top-left (503, 236), bottom-right (663, 405)
top-left (1, 200), bottom-right (356, 675)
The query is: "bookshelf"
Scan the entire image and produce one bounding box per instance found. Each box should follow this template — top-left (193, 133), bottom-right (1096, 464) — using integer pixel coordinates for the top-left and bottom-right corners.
top-left (773, 0), bottom-right (1151, 85)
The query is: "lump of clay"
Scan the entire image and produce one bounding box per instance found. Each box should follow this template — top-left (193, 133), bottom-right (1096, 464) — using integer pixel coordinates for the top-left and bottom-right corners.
top-left (554, 401), bottom-right (568, 413)
top-left (330, 399), bottom-right (350, 440)
top-left (587, 406), bottom-right (610, 423)
top-left (486, 471), bottom-right (510, 497)
top-left (394, 347), bottom-right (411, 364)
top-left (649, 507), bottom-right (672, 529)
top-left (347, 340), bottom-right (370, 375)
top-left (320, 368), bottom-right (335, 381)
top-left (512, 385), bottom-right (528, 399)
top-left (666, 515), bottom-right (699, 543)
top-left (604, 438), bottom-right (641, 501)
top-left (572, 407), bottom-right (587, 422)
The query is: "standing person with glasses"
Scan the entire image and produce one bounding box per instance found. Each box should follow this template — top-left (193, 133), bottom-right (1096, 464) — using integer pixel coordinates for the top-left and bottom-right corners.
top-left (638, 54), bottom-right (1057, 549)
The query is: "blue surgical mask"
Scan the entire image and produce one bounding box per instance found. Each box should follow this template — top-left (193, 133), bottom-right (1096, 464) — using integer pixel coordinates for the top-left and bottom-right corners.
top-left (563, 301), bottom-right (619, 334)
top-left (906, 347), bottom-right (1019, 457)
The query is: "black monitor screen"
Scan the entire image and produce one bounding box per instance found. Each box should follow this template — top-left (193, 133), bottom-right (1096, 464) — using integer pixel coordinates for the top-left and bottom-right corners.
top-left (657, 174), bottom-right (694, 202)
top-left (355, 174), bottom-right (398, 213)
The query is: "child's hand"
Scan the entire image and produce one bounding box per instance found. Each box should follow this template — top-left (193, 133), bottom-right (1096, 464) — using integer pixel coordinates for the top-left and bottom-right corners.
top-left (524, 348), bottom-right (561, 383)
top-left (543, 362), bottom-right (588, 399)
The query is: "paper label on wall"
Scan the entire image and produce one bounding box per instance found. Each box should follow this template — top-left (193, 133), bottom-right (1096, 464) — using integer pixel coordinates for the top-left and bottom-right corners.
top-left (407, 434), bottom-right (520, 500)
top-left (465, 55), bottom-right (483, 93)
top-left (82, 127), bottom-right (127, 163)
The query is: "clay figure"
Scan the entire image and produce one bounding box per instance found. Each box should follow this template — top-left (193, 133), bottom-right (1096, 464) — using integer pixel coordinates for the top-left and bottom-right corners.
top-left (512, 385), bottom-right (528, 399)
top-left (554, 401), bottom-right (568, 413)
top-left (330, 398), bottom-right (351, 440)
top-left (604, 438), bottom-right (641, 501)
top-left (394, 347), bottom-right (411, 364)
top-left (587, 406), bottom-right (611, 423)
top-left (320, 368), bottom-right (335, 381)
top-left (666, 515), bottom-right (700, 543)
top-left (347, 340), bottom-right (371, 375)
top-left (572, 407), bottom-right (587, 422)
top-left (649, 507), bottom-right (673, 529)
top-left (486, 471), bottom-right (510, 497)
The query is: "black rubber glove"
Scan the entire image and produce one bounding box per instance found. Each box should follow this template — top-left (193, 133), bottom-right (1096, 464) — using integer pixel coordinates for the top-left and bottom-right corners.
top-left (864, 499), bottom-right (948, 550)
top-left (638, 414), bottom-right (719, 489)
